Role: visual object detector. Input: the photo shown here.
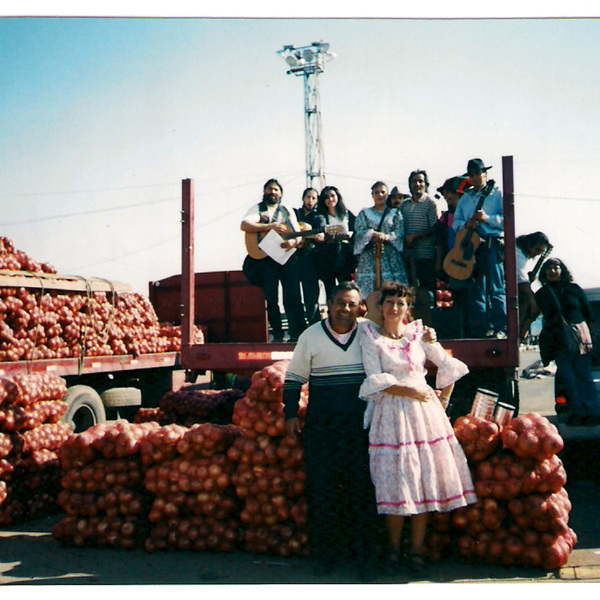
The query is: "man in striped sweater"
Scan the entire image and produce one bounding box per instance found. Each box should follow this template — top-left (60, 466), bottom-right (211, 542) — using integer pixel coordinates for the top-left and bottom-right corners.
top-left (283, 281), bottom-right (380, 580)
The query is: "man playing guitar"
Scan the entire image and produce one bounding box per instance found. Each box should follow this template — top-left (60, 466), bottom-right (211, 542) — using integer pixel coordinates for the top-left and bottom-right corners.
top-left (240, 179), bottom-right (307, 343)
top-left (451, 158), bottom-right (506, 338)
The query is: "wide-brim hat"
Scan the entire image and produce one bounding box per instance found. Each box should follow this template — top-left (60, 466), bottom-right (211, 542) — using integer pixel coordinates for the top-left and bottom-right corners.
top-left (464, 158), bottom-right (492, 176)
top-left (389, 185), bottom-right (410, 198)
top-left (437, 176), bottom-right (472, 195)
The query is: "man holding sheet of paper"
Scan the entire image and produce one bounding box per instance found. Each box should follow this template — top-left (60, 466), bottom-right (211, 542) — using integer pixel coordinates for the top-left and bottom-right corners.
top-left (241, 178), bottom-right (307, 342)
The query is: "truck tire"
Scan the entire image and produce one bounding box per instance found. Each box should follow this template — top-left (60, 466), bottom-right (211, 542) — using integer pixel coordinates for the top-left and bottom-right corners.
top-left (62, 386), bottom-right (106, 433)
top-left (101, 387), bottom-right (142, 408)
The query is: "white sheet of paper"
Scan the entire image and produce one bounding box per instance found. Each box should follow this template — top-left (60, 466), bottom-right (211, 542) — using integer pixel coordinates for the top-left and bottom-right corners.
top-left (258, 229), bottom-right (296, 265)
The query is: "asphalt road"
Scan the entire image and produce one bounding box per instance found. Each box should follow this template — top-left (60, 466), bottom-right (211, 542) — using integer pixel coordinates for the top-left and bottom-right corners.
top-left (1, 348), bottom-right (597, 588)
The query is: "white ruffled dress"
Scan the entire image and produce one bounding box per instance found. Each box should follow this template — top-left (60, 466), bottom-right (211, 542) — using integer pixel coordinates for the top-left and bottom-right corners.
top-left (359, 320), bottom-right (477, 516)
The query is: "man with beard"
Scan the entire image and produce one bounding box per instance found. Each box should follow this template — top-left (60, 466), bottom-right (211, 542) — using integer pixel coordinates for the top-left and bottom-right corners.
top-left (241, 178), bottom-right (307, 342)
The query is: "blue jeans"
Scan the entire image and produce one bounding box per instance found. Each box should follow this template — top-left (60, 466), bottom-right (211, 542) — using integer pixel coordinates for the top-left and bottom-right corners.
top-left (466, 239), bottom-right (507, 337)
top-left (555, 351), bottom-right (600, 417)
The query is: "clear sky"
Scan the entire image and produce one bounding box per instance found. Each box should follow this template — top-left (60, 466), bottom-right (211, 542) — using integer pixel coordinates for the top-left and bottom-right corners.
top-left (1, 5), bottom-right (600, 295)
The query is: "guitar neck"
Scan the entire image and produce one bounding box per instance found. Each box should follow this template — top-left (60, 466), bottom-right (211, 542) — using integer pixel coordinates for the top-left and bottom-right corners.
top-left (281, 226), bottom-right (334, 240)
top-left (528, 245), bottom-right (553, 281)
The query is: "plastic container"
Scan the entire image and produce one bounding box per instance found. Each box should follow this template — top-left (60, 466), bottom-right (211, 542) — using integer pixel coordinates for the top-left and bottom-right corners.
top-left (470, 388), bottom-right (499, 421)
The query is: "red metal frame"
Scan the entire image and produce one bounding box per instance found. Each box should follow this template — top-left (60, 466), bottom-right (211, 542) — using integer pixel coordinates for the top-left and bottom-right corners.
top-left (0, 352), bottom-right (180, 378)
top-left (180, 156), bottom-right (520, 374)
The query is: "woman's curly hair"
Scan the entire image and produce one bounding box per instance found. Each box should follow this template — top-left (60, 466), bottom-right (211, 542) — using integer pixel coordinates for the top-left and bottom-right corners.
top-left (539, 258), bottom-right (574, 286)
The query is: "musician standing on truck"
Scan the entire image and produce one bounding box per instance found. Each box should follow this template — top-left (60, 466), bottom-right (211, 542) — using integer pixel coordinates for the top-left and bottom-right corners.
top-left (452, 158), bottom-right (507, 338)
top-left (240, 179), bottom-right (307, 342)
top-left (400, 170), bottom-right (439, 295)
top-left (294, 187), bottom-right (326, 326)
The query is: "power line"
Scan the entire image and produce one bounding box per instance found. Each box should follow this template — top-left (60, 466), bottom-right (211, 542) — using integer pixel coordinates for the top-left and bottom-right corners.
top-left (0, 182), bottom-right (178, 199)
top-left (0, 196), bottom-right (179, 227)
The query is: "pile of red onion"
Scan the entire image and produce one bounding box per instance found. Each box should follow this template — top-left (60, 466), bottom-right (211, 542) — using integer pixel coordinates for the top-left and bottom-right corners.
top-left (0, 286), bottom-right (203, 363)
top-left (0, 372), bottom-right (70, 524)
top-left (142, 422), bottom-right (243, 553)
top-left (53, 420), bottom-right (160, 548)
top-left (230, 361), bottom-right (310, 557)
top-left (427, 412), bottom-right (576, 570)
top-left (0, 236), bottom-right (57, 274)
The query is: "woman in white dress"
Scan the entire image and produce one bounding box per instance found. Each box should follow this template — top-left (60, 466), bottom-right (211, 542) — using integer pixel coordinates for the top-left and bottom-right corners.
top-left (359, 281), bottom-right (476, 574)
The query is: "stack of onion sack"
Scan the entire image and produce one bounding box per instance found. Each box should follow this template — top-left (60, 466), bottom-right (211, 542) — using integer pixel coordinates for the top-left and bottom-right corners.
top-left (426, 413), bottom-right (576, 571)
top-left (0, 286), bottom-right (204, 363)
top-left (52, 420), bottom-right (160, 549)
top-left (230, 361), bottom-right (310, 557)
top-left (0, 373), bottom-right (70, 524)
top-left (142, 422), bottom-right (244, 553)
top-left (156, 323), bottom-right (205, 352)
top-left (134, 388), bottom-right (245, 427)
top-left (0, 236), bottom-right (57, 273)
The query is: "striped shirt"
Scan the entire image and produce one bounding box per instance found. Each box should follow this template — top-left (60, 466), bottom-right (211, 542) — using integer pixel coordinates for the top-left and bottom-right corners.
top-left (399, 196), bottom-right (438, 258)
top-left (283, 318), bottom-right (368, 420)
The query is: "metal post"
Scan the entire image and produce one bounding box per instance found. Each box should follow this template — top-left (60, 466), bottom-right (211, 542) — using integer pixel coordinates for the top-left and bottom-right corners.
top-left (303, 70), bottom-right (325, 189)
top-left (502, 156), bottom-right (519, 347)
top-left (277, 42), bottom-right (334, 191)
top-left (181, 179), bottom-right (195, 352)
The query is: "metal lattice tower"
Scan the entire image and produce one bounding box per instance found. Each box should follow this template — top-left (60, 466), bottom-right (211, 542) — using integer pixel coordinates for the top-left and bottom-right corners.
top-left (277, 42), bottom-right (336, 190)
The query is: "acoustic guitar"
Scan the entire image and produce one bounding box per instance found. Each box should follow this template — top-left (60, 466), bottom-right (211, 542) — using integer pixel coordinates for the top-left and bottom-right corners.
top-left (245, 223), bottom-right (344, 260)
top-left (365, 241), bottom-right (384, 325)
top-left (518, 243), bottom-right (553, 339)
top-left (443, 179), bottom-right (495, 280)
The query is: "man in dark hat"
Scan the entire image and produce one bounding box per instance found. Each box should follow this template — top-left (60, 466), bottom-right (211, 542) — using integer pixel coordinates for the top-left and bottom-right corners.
top-left (451, 159), bottom-right (507, 338)
top-left (386, 185), bottom-right (409, 208)
top-left (435, 175), bottom-right (472, 277)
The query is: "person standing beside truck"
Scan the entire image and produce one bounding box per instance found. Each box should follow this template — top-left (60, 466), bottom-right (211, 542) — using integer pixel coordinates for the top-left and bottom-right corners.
top-left (452, 158), bottom-right (507, 338)
top-left (358, 281), bottom-right (476, 575)
top-left (535, 258), bottom-right (600, 426)
top-left (241, 179), bottom-right (307, 342)
top-left (294, 187), bottom-right (326, 326)
top-left (516, 231), bottom-right (551, 340)
top-left (282, 281), bottom-right (379, 581)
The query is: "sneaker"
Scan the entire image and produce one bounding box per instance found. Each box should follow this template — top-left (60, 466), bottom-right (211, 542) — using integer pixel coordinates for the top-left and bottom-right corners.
top-left (486, 330), bottom-right (495, 338)
top-left (494, 331), bottom-right (507, 339)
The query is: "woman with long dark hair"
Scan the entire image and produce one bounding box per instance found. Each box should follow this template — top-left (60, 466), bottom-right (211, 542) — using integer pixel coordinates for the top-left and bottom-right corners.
top-left (313, 185), bottom-right (357, 300)
top-left (535, 258), bottom-right (600, 425)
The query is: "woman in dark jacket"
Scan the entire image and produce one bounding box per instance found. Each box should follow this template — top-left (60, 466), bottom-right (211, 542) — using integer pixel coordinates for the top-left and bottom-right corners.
top-left (313, 186), bottom-right (357, 300)
top-left (535, 258), bottom-right (600, 425)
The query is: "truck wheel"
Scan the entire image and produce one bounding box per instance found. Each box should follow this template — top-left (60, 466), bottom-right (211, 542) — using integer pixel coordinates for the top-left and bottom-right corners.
top-left (62, 386), bottom-right (106, 433)
top-left (101, 387), bottom-right (142, 408)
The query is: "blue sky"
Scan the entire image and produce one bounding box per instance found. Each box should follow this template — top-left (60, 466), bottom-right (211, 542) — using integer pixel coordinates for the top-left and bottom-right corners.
top-left (1, 9), bottom-right (600, 295)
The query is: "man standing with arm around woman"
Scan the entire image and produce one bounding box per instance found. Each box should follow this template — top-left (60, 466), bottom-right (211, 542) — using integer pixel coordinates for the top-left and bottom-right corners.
top-left (282, 281), bottom-right (380, 581)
